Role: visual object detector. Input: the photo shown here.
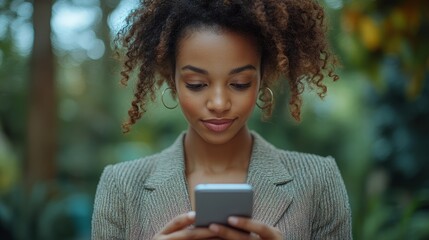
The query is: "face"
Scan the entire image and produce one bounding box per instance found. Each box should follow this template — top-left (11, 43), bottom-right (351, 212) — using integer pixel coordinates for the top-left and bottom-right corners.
top-left (174, 28), bottom-right (261, 145)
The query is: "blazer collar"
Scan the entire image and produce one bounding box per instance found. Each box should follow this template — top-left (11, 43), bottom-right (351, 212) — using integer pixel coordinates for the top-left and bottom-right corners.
top-left (141, 134), bottom-right (190, 235)
top-left (142, 133), bottom-right (187, 190)
top-left (246, 132), bottom-right (294, 226)
top-left (142, 132), bottom-right (294, 233)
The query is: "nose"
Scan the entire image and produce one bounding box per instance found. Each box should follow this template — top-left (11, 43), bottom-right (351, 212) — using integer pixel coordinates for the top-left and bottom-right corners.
top-left (206, 86), bottom-right (231, 113)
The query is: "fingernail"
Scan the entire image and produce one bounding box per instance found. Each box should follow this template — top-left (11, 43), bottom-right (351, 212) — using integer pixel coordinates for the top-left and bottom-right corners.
top-left (228, 217), bottom-right (238, 225)
top-left (187, 211), bottom-right (196, 219)
top-left (209, 224), bottom-right (219, 233)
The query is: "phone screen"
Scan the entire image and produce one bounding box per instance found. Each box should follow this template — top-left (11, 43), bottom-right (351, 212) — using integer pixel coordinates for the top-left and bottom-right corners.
top-left (194, 183), bottom-right (253, 227)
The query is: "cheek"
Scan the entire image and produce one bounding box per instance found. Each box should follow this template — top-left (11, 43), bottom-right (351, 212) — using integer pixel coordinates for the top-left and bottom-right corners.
top-left (177, 92), bottom-right (200, 118)
top-left (235, 91), bottom-right (258, 114)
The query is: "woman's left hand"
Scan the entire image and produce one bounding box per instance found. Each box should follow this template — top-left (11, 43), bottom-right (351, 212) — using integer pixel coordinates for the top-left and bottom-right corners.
top-left (208, 217), bottom-right (282, 240)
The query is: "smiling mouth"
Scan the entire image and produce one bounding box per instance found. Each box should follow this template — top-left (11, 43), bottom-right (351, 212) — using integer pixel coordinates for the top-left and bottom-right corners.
top-left (201, 119), bottom-right (235, 132)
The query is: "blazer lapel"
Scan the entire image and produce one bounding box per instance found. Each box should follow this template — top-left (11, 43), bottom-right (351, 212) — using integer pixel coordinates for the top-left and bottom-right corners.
top-left (135, 132), bottom-right (293, 237)
top-left (247, 133), bottom-right (294, 226)
top-left (140, 134), bottom-right (192, 235)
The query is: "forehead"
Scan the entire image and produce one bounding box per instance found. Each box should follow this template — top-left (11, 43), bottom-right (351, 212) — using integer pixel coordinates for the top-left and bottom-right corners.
top-left (178, 25), bottom-right (260, 52)
top-left (175, 28), bottom-right (261, 69)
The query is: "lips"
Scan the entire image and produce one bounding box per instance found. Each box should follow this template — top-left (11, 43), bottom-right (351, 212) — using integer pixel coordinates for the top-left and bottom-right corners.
top-left (201, 119), bottom-right (235, 132)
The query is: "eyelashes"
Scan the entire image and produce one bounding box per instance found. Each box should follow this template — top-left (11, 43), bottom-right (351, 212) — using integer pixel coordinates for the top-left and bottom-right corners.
top-left (231, 82), bottom-right (251, 90)
top-left (185, 83), bottom-right (207, 91)
top-left (185, 82), bottom-right (252, 91)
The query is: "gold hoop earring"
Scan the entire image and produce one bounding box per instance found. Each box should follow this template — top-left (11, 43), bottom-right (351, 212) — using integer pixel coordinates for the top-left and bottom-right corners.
top-left (161, 87), bottom-right (178, 109)
top-left (256, 87), bottom-right (274, 109)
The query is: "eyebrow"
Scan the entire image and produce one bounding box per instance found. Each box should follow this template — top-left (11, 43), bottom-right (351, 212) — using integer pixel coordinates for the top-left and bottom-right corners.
top-left (181, 64), bottom-right (257, 75)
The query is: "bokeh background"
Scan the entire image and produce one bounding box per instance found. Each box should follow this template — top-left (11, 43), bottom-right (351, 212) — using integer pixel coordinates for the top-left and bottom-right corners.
top-left (0, 0), bottom-right (428, 239)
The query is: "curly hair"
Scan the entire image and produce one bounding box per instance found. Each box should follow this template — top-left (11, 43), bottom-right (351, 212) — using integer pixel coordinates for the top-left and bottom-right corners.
top-left (117, 0), bottom-right (339, 132)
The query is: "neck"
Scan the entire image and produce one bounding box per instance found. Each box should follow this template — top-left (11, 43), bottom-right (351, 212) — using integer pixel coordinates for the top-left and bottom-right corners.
top-left (184, 127), bottom-right (253, 174)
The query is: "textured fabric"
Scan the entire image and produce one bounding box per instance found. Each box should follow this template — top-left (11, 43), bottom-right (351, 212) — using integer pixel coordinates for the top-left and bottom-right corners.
top-left (92, 132), bottom-right (352, 239)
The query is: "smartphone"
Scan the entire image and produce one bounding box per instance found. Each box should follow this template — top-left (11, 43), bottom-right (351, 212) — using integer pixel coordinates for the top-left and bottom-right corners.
top-left (194, 183), bottom-right (253, 227)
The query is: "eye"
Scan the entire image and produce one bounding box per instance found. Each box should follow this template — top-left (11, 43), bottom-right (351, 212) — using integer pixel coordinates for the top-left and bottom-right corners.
top-left (185, 83), bottom-right (207, 91)
top-left (231, 82), bottom-right (251, 90)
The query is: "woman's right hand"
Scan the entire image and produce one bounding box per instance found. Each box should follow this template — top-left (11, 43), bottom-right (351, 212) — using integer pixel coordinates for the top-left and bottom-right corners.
top-left (152, 211), bottom-right (218, 240)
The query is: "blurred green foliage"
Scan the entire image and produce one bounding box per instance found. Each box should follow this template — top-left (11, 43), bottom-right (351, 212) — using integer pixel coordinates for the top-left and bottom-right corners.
top-left (0, 0), bottom-right (428, 239)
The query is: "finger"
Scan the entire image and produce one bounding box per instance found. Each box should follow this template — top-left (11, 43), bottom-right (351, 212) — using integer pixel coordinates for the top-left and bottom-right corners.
top-left (209, 224), bottom-right (254, 240)
top-left (159, 211), bottom-right (196, 234)
top-left (228, 217), bottom-right (281, 239)
top-left (166, 227), bottom-right (218, 240)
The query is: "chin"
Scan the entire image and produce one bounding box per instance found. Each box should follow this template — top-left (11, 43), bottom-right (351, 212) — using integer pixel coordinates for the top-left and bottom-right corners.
top-left (200, 129), bottom-right (242, 145)
top-left (202, 135), bottom-right (232, 145)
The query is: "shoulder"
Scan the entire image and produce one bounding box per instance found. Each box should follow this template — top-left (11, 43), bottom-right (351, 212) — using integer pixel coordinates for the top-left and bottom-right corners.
top-left (103, 152), bottom-right (160, 181)
top-left (252, 132), bottom-right (343, 186)
top-left (277, 149), bottom-right (349, 210)
top-left (252, 132), bottom-right (340, 177)
top-left (98, 135), bottom-right (183, 190)
top-left (279, 150), bottom-right (339, 177)
top-left (96, 152), bottom-right (161, 194)
top-left (275, 146), bottom-right (350, 213)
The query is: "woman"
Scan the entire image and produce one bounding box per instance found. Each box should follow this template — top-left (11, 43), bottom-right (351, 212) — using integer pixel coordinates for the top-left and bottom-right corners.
top-left (92, 0), bottom-right (352, 239)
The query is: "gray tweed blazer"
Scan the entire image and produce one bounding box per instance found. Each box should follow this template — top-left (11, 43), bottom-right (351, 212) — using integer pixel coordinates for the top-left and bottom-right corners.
top-left (92, 132), bottom-right (352, 239)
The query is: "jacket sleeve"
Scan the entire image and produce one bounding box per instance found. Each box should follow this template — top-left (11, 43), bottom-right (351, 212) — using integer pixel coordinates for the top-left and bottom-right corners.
top-left (92, 165), bottom-right (126, 240)
top-left (311, 157), bottom-right (353, 239)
